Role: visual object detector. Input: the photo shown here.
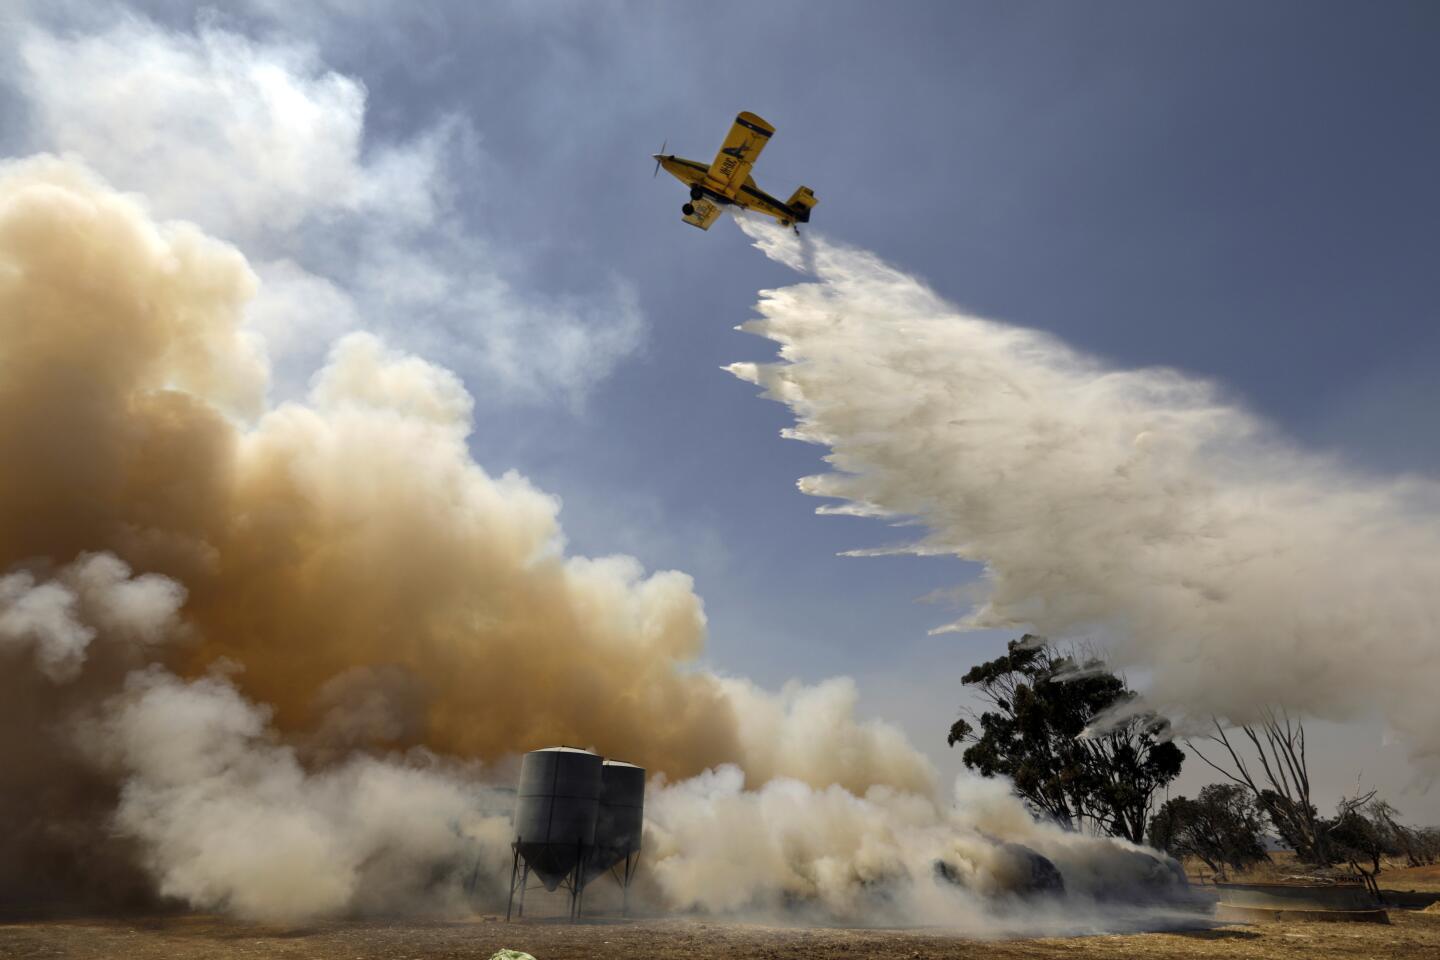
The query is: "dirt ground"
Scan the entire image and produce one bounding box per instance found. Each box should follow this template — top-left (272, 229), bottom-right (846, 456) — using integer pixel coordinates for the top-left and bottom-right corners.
top-left (6, 863), bottom-right (1440, 960)
top-left (3, 908), bottom-right (1439, 960)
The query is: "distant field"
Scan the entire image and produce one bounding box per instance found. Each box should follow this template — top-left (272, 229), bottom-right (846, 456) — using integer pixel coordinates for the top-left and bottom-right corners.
top-left (1377, 863), bottom-right (1440, 894)
top-left (3, 911), bottom-right (1439, 960)
top-left (1184, 851), bottom-right (1440, 904)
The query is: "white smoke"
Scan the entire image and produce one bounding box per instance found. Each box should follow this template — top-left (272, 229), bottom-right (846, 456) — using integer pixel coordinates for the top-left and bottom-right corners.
top-left (642, 764), bottom-right (1187, 929)
top-left (19, 22), bottom-right (409, 240)
top-left (727, 218), bottom-right (1440, 774)
top-left (16, 16), bottom-right (644, 403)
top-left (0, 554), bottom-right (185, 682)
top-left (88, 669), bottom-right (511, 923)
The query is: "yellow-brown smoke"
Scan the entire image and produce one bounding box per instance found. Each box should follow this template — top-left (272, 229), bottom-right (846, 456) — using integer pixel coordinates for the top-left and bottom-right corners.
top-left (0, 157), bottom-right (1191, 924)
top-left (0, 154), bottom-right (931, 794)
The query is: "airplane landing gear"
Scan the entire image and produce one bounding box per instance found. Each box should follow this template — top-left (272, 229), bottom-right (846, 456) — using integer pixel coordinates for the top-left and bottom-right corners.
top-left (682, 203), bottom-right (695, 216)
top-left (689, 186), bottom-right (703, 201)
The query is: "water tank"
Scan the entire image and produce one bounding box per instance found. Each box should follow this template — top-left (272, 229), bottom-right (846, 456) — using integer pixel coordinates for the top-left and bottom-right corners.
top-left (1215, 880), bottom-right (1387, 923)
top-left (586, 760), bottom-right (645, 881)
top-left (513, 747), bottom-right (602, 891)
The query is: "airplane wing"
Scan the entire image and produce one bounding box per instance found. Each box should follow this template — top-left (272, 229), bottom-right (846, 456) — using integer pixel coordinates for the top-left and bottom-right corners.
top-left (704, 112), bottom-right (774, 197)
top-left (682, 197), bottom-right (724, 231)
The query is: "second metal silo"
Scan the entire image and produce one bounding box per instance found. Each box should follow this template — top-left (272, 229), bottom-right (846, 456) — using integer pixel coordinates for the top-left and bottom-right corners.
top-left (507, 747), bottom-right (602, 919)
top-left (585, 760), bottom-right (645, 912)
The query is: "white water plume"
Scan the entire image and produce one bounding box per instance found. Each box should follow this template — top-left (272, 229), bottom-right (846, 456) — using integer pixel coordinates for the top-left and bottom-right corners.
top-left (728, 217), bottom-right (1440, 775)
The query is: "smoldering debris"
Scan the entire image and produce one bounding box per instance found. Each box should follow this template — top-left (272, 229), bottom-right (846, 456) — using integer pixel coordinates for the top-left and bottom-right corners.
top-left (936, 844), bottom-right (1065, 898)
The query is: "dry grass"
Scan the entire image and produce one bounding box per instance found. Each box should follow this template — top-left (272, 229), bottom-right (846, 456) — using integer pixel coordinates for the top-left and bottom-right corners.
top-left (9, 853), bottom-right (1440, 960)
top-left (1381, 864), bottom-right (1440, 893)
top-left (1, 910), bottom-right (1438, 960)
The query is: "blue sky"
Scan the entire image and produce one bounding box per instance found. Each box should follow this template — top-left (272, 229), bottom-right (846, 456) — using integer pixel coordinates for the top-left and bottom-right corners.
top-left (4, 0), bottom-right (1437, 817)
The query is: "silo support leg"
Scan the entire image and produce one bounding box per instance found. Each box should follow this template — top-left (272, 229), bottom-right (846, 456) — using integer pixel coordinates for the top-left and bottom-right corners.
top-left (518, 862), bottom-right (529, 918)
top-left (571, 838), bottom-right (585, 920)
top-left (622, 851), bottom-right (637, 917)
top-left (505, 844), bottom-right (520, 921)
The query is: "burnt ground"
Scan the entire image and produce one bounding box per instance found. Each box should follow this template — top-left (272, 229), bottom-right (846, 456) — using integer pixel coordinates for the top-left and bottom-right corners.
top-left (2, 909), bottom-right (1438, 960)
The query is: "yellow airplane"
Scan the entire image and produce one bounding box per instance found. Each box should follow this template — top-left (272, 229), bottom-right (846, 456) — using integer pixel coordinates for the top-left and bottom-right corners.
top-left (652, 111), bottom-right (817, 232)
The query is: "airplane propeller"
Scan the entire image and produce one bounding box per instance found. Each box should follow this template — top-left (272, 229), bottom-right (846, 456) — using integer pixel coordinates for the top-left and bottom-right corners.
top-left (652, 140), bottom-right (667, 178)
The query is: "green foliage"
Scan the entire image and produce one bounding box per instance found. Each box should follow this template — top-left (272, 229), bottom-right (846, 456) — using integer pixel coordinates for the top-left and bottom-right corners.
top-left (948, 635), bottom-right (1184, 843)
top-left (1147, 784), bottom-right (1269, 878)
top-left (1326, 797), bottom-right (1440, 881)
top-left (1330, 804), bottom-right (1398, 876)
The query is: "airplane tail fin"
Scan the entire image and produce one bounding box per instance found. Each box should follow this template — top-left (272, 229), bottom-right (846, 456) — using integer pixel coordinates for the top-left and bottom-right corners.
top-left (786, 186), bottom-right (818, 223)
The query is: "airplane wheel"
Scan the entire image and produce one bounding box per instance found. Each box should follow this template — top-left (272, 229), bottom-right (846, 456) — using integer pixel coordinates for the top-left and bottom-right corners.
top-left (689, 186), bottom-right (703, 201)
top-left (682, 203), bottom-right (695, 216)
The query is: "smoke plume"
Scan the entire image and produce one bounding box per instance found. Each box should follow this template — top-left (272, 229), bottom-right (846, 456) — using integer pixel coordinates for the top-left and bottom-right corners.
top-left (728, 218), bottom-right (1440, 773)
top-left (0, 155), bottom-right (1187, 926)
top-left (0, 154), bottom-right (928, 791)
top-left (0, 155), bottom-right (934, 915)
top-left (91, 668), bottom-right (513, 923)
top-left (642, 765), bottom-right (1186, 928)
top-left (17, 18), bottom-right (645, 404)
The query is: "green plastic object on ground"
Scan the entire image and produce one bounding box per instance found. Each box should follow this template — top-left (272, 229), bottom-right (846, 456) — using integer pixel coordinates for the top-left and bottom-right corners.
top-left (488, 951), bottom-right (537, 960)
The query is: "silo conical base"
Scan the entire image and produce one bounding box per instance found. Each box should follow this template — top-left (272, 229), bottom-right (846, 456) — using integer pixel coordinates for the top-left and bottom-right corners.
top-left (503, 841), bottom-right (641, 921)
top-left (506, 838), bottom-right (591, 921)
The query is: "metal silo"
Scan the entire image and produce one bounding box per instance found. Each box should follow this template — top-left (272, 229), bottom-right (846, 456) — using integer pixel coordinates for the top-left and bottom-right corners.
top-left (588, 760), bottom-right (645, 885)
top-left (576, 759), bottom-right (645, 914)
top-left (507, 747), bottom-right (601, 919)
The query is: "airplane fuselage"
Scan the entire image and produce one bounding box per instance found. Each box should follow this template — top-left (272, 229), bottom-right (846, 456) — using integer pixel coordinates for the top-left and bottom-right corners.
top-left (657, 155), bottom-right (807, 226)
